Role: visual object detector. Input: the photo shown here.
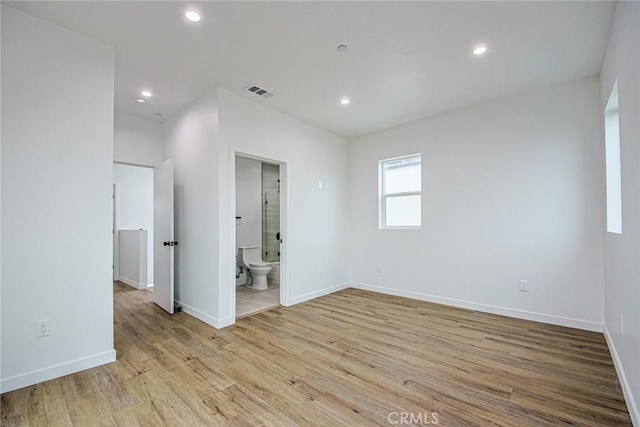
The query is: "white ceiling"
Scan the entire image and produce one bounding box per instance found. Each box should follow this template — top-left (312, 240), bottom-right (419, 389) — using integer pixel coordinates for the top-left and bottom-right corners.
top-left (6, 1), bottom-right (615, 138)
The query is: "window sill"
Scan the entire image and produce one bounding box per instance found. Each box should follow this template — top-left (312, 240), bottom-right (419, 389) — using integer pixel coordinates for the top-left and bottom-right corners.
top-left (379, 226), bottom-right (422, 230)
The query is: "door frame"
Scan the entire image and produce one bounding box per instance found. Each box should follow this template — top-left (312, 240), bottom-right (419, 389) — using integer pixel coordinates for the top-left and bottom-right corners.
top-left (113, 183), bottom-right (120, 281)
top-left (229, 149), bottom-right (290, 321)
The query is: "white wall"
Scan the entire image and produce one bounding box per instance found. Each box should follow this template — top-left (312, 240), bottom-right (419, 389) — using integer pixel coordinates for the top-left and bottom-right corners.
top-left (162, 88), bottom-right (349, 327)
top-left (218, 89), bottom-right (350, 320)
top-left (0, 5), bottom-right (4, 391)
top-left (114, 111), bottom-right (163, 167)
top-left (119, 230), bottom-right (148, 288)
top-left (600, 2), bottom-right (640, 423)
top-left (1, 6), bottom-right (115, 392)
top-left (163, 90), bottom-right (220, 326)
top-left (114, 163), bottom-right (154, 284)
top-left (349, 78), bottom-right (605, 331)
top-left (235, 156), bottom-right (262, 283)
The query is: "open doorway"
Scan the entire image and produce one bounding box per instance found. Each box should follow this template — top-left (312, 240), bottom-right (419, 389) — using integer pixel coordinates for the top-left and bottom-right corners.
top-left (113, 163), bottom-right (154, 292)
top-left (234, 154), bottom-right (286, 318)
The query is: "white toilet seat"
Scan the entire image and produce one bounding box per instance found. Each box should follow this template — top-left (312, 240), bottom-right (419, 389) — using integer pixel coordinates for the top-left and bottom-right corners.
top-left (248, 266), bottom-right (271, 274)
top-left (249, 261), bottom-right (271, 268)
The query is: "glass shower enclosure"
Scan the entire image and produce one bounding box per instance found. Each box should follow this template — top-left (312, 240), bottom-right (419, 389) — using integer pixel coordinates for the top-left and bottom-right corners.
top-left (262, 164), bottom-right (280, 262)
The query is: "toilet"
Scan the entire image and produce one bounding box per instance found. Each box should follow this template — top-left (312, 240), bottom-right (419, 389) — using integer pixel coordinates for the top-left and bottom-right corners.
top-left (237, 245), bottom-right (272, 290)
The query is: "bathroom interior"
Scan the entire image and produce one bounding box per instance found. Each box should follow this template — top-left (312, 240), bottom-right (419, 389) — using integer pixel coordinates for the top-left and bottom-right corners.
top-left (235, 155), bottom-right (281, 317)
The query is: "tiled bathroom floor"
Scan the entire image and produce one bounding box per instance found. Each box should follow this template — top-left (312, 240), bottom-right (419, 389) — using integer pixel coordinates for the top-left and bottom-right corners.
top-left (236, 283), bottom-right (280, 318)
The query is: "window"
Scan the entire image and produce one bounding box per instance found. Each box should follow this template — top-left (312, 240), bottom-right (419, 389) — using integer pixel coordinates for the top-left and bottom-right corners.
top-left (379, 154), bottom-right (421, 229)
top-left (605, 82), bottom-right (621, 234)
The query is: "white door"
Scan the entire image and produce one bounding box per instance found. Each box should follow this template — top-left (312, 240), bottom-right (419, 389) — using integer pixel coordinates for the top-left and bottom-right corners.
top-left (154, 159), bottom-right (175, 314)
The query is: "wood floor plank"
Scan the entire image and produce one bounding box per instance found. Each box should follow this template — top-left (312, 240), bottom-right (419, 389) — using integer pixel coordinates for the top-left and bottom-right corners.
top-left (1, 283), bottom-right (632, 426)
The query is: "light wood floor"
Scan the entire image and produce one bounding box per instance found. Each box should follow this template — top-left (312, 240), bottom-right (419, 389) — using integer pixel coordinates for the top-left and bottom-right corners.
top-left (1, 282), bottom-right (631, 426)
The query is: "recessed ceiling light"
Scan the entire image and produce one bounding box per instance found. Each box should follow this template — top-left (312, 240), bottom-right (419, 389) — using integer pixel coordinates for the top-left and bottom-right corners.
top-left (185, 10), bottom-right (201, 22)
top-left (141, 90), bottom-right (152, 98)
top-left (340, 97), bottom-right (351, 105)
top-left (473, 45), bottom-right (488, 55)
top-left (135, 97), bottom-right (146, 103)
top-left (337, 44), bottom-right (348, 53)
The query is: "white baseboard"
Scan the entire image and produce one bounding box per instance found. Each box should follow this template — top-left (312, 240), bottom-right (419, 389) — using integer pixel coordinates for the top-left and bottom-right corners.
top-left (175, 300), bottom-right (234, 329)
top-left (287, 282), bottom-right (350, 306)
top-left (118, 276), bottom-right (148, 290)
top-left (215, 316), bottom-right (235, 329)
top-left (0, 349), bottom-right (116, 394)
top-left (604, 326), bottom-right (639, 426)
top-left (350, 282), bottom-right (603, 332)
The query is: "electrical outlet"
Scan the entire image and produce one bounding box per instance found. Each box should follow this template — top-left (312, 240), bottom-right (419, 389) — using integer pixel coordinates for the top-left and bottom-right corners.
top-left (318, 266), bottom-right (324, 277)
top-left (377, 264), bottom-right (383, 274)
top-left (519, 280), bottom-right (529, 292)
top-left (620, 314), bottom-right (624, 335)
top-left (36, 319), bottom-right (50, 338)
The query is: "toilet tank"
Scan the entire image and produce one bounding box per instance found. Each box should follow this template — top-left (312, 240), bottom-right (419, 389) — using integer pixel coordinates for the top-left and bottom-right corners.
top-left (238, 245), bottom-right (261, 268)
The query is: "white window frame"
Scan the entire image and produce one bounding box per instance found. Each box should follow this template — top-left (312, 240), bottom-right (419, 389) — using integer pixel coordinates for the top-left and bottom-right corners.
top-left (379, 153), bottom-right (422, 230)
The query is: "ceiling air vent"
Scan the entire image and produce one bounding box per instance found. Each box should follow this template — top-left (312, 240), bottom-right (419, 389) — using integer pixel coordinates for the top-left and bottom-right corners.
top-left (245, 84), bottom-right (274, 99)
